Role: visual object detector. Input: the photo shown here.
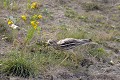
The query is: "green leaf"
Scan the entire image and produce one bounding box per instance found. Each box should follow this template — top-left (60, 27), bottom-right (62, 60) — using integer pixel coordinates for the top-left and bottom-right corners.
top-left (37, 26), bottom-right (41, 34)
top-left (26, 27), bottom-right (35, 43)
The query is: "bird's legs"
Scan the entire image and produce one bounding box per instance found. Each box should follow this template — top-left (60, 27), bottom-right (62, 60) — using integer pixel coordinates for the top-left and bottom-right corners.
top-left (71, 50), bottom-right (78, 66)
top-left (60, 52), bottom-right (69, 65)
top-left (71, 50), bottom-right (78, 67)
top-left (59, 50), bottom-right (78, 67)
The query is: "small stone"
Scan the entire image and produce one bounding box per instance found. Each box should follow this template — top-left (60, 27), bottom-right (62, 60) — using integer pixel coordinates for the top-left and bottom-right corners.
top-left (109, 60), bottom-right (114, 65)
top-left (1, 53), bottom-right (3, 54)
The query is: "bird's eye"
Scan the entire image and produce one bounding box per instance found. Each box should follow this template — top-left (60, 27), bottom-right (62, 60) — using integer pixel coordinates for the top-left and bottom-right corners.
top-left (89, 39), bottom-right (92, 41)
top-left (49, 41), bottom-right (53, 44)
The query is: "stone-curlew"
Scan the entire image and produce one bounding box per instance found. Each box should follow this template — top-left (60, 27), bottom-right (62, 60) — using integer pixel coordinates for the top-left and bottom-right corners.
top-left (46, 38), bottom-right (92, 66)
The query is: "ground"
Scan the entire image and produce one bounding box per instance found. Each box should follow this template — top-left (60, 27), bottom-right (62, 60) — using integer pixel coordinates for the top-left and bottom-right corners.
top-left (0, 0), bottom-right (120, 80)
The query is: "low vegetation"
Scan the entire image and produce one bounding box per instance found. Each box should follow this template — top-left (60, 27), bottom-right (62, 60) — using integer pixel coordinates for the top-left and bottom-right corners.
top-left (0, 0), bottom-right (120, 79)
top-left (81, 2), bottom-right (102, 11)
top-left (2, 56), bottom-right (36, 78)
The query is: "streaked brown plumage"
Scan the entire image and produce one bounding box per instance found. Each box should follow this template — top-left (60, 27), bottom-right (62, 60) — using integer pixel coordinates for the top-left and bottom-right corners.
top-left (47, 38), bottom-right (92, 50)
top-left (46, 38), bottom-right (92, 66)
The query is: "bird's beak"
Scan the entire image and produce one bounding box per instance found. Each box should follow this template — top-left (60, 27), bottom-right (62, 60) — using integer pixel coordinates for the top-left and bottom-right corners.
top-left (88, 39), bottom-right (98, 44)
top-left (89, 39), bottom-right (92, 42)
top-left (45, 42), bottom-right (50, 46)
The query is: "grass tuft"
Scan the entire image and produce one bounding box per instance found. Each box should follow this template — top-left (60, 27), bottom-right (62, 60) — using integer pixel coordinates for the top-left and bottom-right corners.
top-left (81, 2), bottom-right (101, 11)
top-left (89, 48), bottom-right (108, 58)
top-left (1, 56), bottom-right (37, 78)
top-left (65, 8), bottom-right (77, 19)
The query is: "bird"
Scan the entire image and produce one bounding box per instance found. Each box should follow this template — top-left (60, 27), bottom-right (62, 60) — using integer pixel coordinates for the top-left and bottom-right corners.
top-left (46, 38), bottom-right (92, 66)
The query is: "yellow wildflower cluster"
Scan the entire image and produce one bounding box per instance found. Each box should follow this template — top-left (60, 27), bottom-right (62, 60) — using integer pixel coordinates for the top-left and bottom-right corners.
top-left (31, 2), bottom-right (38, 9)
top-left (32, 14), bottom-right (43, 20)
top-left (21, 15), bottom-right (27, 21)
top-left (8, 19), bottom-right (13, 25)
top-left (30, 14), bottom-right (42, 29)
top-left (38, 15), bottom-right (42, 19)
top-left (30, 21), bottom-right (39, 29)
top-left (20, 14), bottom-right (42, 29)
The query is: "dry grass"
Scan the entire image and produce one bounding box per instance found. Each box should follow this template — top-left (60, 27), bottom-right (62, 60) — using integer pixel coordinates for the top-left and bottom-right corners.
top-left (0, 0), bottom-right (120, 79)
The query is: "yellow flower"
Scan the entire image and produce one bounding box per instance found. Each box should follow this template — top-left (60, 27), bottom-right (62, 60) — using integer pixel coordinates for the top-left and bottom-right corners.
top-left (8, 19), bottom-right (13, 25)
top-left (31, 21), bottom-right (35, 26)
top-left (38, 15), bottom-right (42, 19)
top-left (30, 21), bottom-right (39, 29)
top-left (31, 2), bottom-right (37, 9)
top-left (31, 5), bottom-right (35, 9)
top-left (21, 15), bottom-right (27, 21)
top-left (33, 25), bottom-right (37, 29)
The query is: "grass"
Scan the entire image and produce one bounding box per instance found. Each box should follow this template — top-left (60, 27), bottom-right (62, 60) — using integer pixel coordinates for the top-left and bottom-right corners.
top-left (1, 51), bottom-right (38, 78)
top-left (57, 28), bottom-right (88, 39)
top-left (117, 5), bottom-right (120, 10)
top-left (0, 0), bottom-right (120, 79)
top-left (57, 25), bottom-right (116, 43)
top-left (77, 15), bottom-right (88, 22)
top-left (65, 8), bottom-right (78, 19)
top-left (3, 0), bottom-right (10, 9)
top-left (29, 42), bottom-right (83, 67)
top-left (64, 7), bottom-right (90, 22)
top-left (1, 41), bottom-right (85, 78)
top-left (0, 20), bottom-right (8, 34)
top-left (64, 7), bottom-right (89, 21)
top-left (90, 30), bottom-right (114, 42)
top-left (81, 2), bottom-right (101, 11)
top-left (0, 18), bottom-right (14, 42)
top-left (89, 48), bottom-right (108, 58)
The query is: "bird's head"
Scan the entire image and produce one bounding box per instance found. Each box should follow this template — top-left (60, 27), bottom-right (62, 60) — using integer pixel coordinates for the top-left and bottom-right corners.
top-left (81, 39), bottom-right (92, 42)
top-left (89, 39), bottom-right (92, 42)
top-left (81, 39), bottom-right (98, 45)
top-left (46, 39), bottom-right (57, 46)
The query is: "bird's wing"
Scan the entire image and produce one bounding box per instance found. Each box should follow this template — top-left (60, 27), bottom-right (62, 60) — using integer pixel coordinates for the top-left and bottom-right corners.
top-left (57, 38), bottom-right (76, 44)
top-left (57, 38), bottom-right (80, 50)
top-left (58, 38), bottom-right (91, 48)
